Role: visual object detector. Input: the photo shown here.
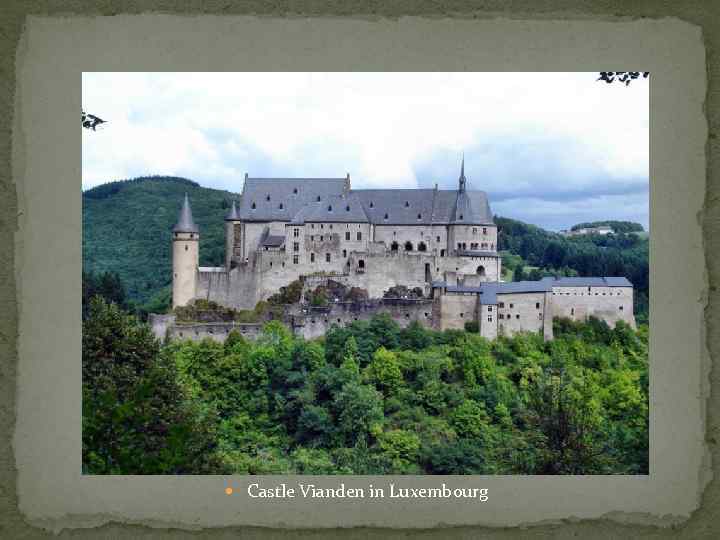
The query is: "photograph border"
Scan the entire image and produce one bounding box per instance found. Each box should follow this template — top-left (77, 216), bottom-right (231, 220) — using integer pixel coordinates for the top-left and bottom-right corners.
top-left (1, 3), bottom-right (718, 539)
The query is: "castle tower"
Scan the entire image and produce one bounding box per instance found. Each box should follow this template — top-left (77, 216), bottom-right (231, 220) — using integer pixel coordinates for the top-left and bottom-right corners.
top-left (172, 193), bottom-right (199, 308)
top-left (225, 199), bottom-right (241, 269)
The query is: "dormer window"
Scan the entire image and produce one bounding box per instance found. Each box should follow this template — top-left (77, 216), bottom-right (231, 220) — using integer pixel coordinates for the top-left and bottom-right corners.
top-left (417, 213), bottom-right (422, 220)
top-left (346, 205), bottom-right (350, 212)
top-left (405, 201), bottom-right (410, 207)
top-left (266, 195), bottom-right (270, 201)
top-left (370, 202), bottom-right (374, 208)
top-left (328, 205), bottom-right (333, 212)
top-left (251, 202), bottom-right (256, 209)
top-left (317, 196), bottom-right (321, 202)
top-left (279, 203), bottom-right (284, 209)
top-left (459, 214), bottom-right (464, 220)
top-left (384, 213), bottom-right (389, 220)
top-left (293, 188), bottom-right (298, 194)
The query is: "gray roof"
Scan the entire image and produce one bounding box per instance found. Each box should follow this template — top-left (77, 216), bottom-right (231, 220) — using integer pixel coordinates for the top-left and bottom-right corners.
top-left (439, 276), bottom-right (634, 304)
top-left (543, 276), bottom-right (633, 288)
top-left (173, 193), bottom-right (199, 233)
top-left (262, 234), bottom-right (285, 247)
top-left (225, 200), bottom-right (240, 221)
top-left (290, 193), bottom-right (369, 224)
top-left (235, 175), bottom-right (494, 225)
top-left (239, 177), bottom-right (347, 222)
top-left (458, 250), bottom-right (499, 258)
top-left (451, 190), bottom-right (494, 224)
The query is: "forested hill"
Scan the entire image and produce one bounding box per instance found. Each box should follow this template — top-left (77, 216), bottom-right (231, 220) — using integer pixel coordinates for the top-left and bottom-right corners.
top-left (83, 177), bottom-right (649, 320)
top-left (83, 176), bottom-right (237, 304)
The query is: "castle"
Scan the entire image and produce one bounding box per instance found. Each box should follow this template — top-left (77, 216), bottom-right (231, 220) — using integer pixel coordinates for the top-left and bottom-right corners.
top-left (155, 160), bottom-right (635, 342)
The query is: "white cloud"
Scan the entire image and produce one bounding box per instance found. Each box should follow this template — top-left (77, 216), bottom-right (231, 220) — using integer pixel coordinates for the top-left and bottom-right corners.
top-left (82, 72), bottom-right (648, 229)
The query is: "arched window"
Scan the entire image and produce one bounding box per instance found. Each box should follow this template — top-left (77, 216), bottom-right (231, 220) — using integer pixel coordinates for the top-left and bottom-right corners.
top-left (346, 205), bottom-right (350, 212)
top-left (477, 265), bottom-right (486, 276)
top-left (251, 202), bottom-right (256, 209)
top-left (405, 241), bottom-right (413, 252)
top-left (418, 242), bottom-right (427, 252)
top-left (417, 213), bottom-right (422, 220)
top-left (358, 259), bottom-right (365, 269)
top-left (370, 201), bottom-right (374, 208)
top-left (405, 201), bottom-right (410, 207)
top-left (293, 187), bottom-right (298, 194)
top-left (317, 195), bottom-right (321, 201)
top-left (266, 195), bottom-right (270, 201)
top-left (279, 203), bottom-right (284, 209)
top-left (328, 205), bottom-right (333, 212)
top-left (391, 241), bottom-right (399, 252)
top-left (384, 213), bottom-right (389, 220)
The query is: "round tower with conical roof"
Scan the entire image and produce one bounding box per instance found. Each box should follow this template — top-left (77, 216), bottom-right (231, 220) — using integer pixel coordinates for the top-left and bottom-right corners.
top-left (172, 193), bottom-right (200, 308)
top-left (224, 199), bottom-right (242, 269)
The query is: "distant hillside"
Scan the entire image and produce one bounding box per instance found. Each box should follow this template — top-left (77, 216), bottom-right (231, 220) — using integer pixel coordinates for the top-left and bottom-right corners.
top-left (83, 176), bottom-right (237, 303)
top-left (570, 220), bottom-right (644, 233)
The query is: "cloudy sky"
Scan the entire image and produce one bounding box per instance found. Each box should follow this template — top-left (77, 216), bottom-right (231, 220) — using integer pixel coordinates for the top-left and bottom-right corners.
top-left (82, 72), bottom-right (648, 231)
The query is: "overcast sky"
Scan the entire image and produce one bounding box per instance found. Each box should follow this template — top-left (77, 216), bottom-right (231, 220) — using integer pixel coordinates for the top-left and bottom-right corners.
top-left (82, 72), bottom-right (648, 231)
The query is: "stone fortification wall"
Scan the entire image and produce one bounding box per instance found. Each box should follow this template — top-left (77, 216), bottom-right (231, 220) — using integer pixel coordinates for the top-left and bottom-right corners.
top-left (549, 285), bottom-right (635, 328)
top-left (495, 291), bottom-right (552, 339)
top-left (437, 292), bottom-right (478, 331)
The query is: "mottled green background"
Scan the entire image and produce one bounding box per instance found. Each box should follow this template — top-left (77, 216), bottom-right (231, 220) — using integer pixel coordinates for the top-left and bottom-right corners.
top-left (1, 1), bottom-right (718, 538)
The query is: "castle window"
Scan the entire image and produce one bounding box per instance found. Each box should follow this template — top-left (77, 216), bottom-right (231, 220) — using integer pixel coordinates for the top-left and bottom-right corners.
top-left (293, 242), bottom-right (299, 252)
top-left (571, 308), bottom-right (575, 316)
top-left (436, 236), bottom-right (440, 242)
top-left (346, 232), bottom-right (350, 240)
top-left (343, 249), bottom-right (347, 257)
top-left (266, 195), bottom-right (270, 201)
top-left (328, 205), bottom-right (333, 212)
top-left (418, 242), bottom-right (427, 252)
top-left (269, 262), bottom-right (272, 267)
top-left (509, 303), bottom-right (514, 308)
top-left (499, 302), bottom-right (504, 308)
top-left (405, 241), bottom-right (413, 251)
top-left (293, 228), bottom-right (299, 237)
top-left (293, 187), bottom-right (298, 194)
top-left (326, 253), bottom-right (331, 262)
top-left (358, 259), bottom-right (365, 269)
top-left (310, 253), bottom-right (315, 262)
top-left (405, 201), bottom-right (410, 207)
top-left (499, 314), bottom-right (504, 320)
top-left (424, 313), bottom-right (428, 317)
top-left (459, 214), bottom-right (464, 220)
top-left (357, 232), bottom-right (362, 241)
top-left (460, 313), bottom-right (464, 318)
top-left (279, 203), bottom-right (284, 209)
top-left (417, 213), bottom-right (422, 220)
top-left (346, 205), bottom-right (350, 212)
top-left (483, 227), bottom-right (487, 234)
top-left (490, 243), bottom-right (494, 249)
top-left (473, 228), bottom-right (477, 234)
top-left (536, 302), bottom-right (540, 309)
top-left (405, 313), bottom-right (410, 318)
top-left (311, 235), bottom-right (314, 241)
top-left (488, 306), bottom-right (493, 312)
top-left (320, 224), bottom-right (324, 229)
top-left (440, 249), bottom-right (445, 257)
top-left (317, 196), bottom-right (321, 201)
top-left (391, 241), bottom-right (399, 252)
top-left (384, 213), bottom-right (389, 220)
top-left (185, 245), bottom-right (188, 251)
top-left (462, 243), bottom-right (467, 250)
top-left (488, 316), bottom-right (492, 322)
top-left (516, 314), bottom-right (520, 319)
top-left (619, 305), bottom-right (624, 311)
top-left (320, 235), bottom-right (324, 241)
top-left (293, 255), bottom-right (298, 264)
top-left (251, 202), bottom-right (256, 209)
top-left (329, 224), bottom-right (333, 229)
top-left (370, 201), bottom-right (374, 208)
top-left (539, 313), bottom-right (543, 320)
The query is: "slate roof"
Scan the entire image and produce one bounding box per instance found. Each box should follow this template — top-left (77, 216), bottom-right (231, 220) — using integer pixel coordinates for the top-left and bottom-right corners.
top-left (237, 172), bottom-right (494, 225)
top-left (262, 235), bottom-right (285, 247)
top-left (239, 177), bottom-right (347, 222)
top-left (225, 200), bottom-right (240, 221)
top-left (290, 193), bottom-right (369, 224)
top-left (173, 193), bottom-right (199, 233)
top-left (438, 276), bottom-right (634, 304)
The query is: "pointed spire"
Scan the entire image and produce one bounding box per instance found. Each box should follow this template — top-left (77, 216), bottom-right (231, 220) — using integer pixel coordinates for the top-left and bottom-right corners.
top-left (173, 193), bottom-right (199, 233)
top-left (225, 199), bottom-right (240, 221)
top-left (458, 153), bottom-right (467, 193)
